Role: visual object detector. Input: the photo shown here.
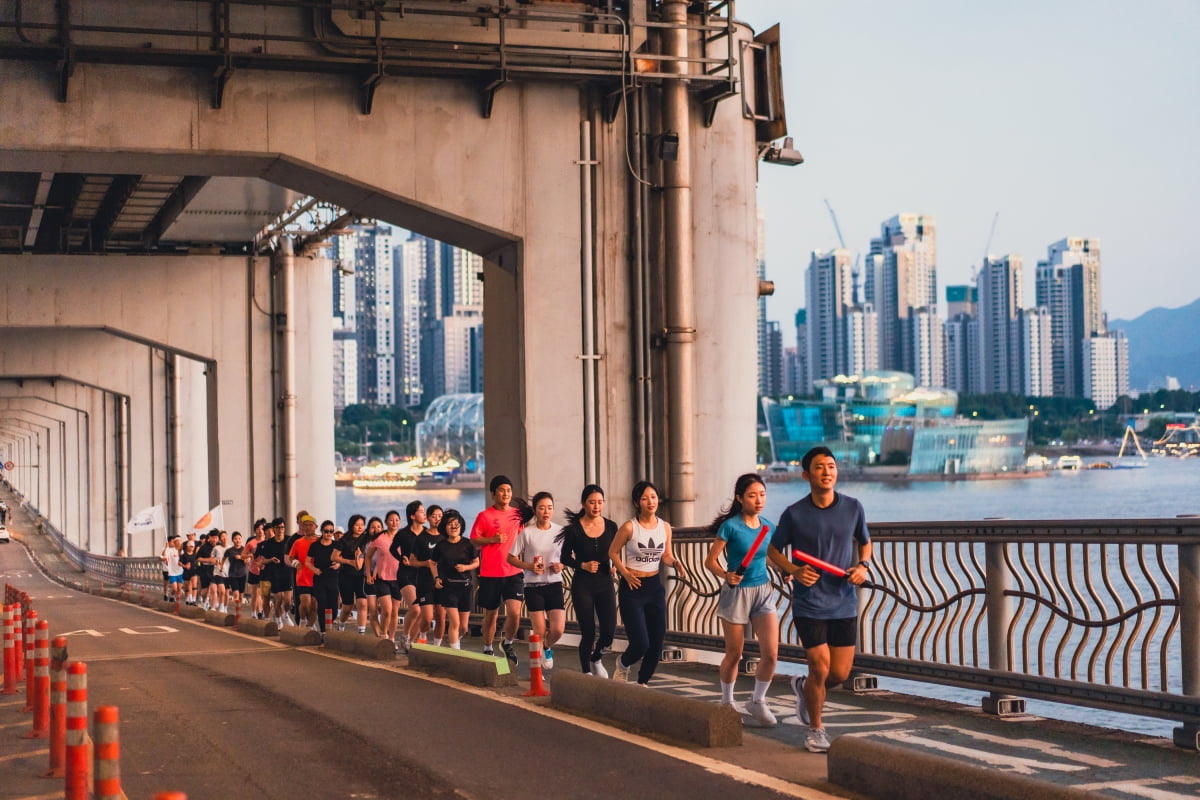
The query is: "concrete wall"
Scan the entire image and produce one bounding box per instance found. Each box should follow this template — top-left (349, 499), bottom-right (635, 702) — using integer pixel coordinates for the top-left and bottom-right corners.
top-left (0, 16), bottom-right (762, 539)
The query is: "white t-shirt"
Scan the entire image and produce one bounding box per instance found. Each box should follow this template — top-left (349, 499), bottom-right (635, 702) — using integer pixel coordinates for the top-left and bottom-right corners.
top-left (213, 544), bottom-right (229, 577)
top-left (510, 523), bottom-right (564, 585)
top-left (165, 548), bottom-right (183, 578)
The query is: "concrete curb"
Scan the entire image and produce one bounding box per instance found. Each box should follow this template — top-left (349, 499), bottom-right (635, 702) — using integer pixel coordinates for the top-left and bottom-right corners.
top-left (407, 643), bottom-right (516, 687)
top-left (178, 605), bottom-right (206, 620)
top-left (237, 618), bottom-right (279, 637)
top-left (550, 670), bottom-right (743, 747)
top-left (323, 630), bottom-right (396, 660)
top-left (278, 626), bottom-right (322, 646)
top-left (828, 735), bottom-right (1096, 800)
top-left (203, 609), bottom-right (235, 627)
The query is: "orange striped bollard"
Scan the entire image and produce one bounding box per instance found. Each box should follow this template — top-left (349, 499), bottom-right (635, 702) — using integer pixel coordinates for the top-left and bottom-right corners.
top-left (65, 662), bottom-right (89, 800)
top-left (94, 705), bottom-right (122, 799)
top-left (22, 609), bottom-right (38, 710)
top-left (1, 604), bottom-right (15, 694)
top-left (25, 619), bottom-right (49, 737)
top-left (155, 792), bottom-right (187, 799)
top-left (44, 636), bottom-right (68, 778)
top-left (522, 634), bottom-right (550, 697)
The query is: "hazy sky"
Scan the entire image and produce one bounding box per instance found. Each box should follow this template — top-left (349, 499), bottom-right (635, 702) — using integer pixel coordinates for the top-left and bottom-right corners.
top-left (739, 1), bottom-right (1199, 342)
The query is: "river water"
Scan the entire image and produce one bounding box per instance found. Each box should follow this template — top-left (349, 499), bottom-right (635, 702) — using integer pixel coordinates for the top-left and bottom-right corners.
top-left (334, 456), bottom-right (1199, 738)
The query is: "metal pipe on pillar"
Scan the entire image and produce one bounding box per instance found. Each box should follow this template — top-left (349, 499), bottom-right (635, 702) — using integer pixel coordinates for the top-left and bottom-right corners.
top-left (168, 353), bottom-right (183, 539)
top-left (579, 120), bottom-right (599, 485)
top-left (279, 237), bottom-right (298, 521)
top-left (660, 0), bottom-right (696, 525)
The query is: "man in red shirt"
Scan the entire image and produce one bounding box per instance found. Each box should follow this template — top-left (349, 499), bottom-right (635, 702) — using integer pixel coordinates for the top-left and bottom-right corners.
top-left (469, 475), bottom-right (525, 663)
top-left (288, 514), bottom-right (321, 630)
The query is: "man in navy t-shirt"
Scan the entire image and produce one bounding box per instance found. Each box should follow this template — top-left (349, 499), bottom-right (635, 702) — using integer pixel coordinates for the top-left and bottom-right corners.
top-left (768, 446), bottom-right (872, 754)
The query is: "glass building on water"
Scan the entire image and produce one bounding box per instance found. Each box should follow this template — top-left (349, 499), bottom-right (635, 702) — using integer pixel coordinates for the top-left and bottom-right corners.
top-left (763, 370), bottom-right (1028, 475)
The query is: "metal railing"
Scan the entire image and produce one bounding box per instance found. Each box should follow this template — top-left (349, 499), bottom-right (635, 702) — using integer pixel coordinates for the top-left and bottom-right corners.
top-left (26, 505), bottom-right (1200, 741)
top-left (662, 519), bottom-right (1200, 743)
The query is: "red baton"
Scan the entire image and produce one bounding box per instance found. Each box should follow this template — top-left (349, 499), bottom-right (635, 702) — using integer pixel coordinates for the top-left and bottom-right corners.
top-left (791, 549), bottom-right (847, 577)
top-left (734, 526), bottom-right (771, 576)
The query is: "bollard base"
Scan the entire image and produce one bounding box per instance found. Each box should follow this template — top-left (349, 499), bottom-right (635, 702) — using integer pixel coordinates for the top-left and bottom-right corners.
top-left (981, 693), bottom-right (1026, 716)
top-left (1172, 724), bottom-right (1199, 751)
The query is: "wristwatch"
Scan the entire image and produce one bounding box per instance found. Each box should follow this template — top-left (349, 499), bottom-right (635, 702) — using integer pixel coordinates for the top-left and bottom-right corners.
top-left (858, 560), bottom-right (871, 570)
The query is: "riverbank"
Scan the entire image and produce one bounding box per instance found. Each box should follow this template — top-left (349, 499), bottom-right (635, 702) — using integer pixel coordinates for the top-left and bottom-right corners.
top-left (763, 465), bottom-right (1049, 483)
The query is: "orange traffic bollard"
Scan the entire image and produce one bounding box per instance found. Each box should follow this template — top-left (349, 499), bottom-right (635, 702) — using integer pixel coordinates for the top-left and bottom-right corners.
top-left (523, 634), bottom-right (550, 697)
top-left (25, 619), bottom-right (49, 738)
top-left (65, 662), bottom-right (89, 800)
top-left (1, 604), bottom-right (15, 695)
top-left (22, 608), bottom-right (38, 710)
top-left (155, 793), bottom-right (188, 799)
top-left (44, 636), bottom-right (68, 778)
top-left (93, 705), bottom-right (122, 800)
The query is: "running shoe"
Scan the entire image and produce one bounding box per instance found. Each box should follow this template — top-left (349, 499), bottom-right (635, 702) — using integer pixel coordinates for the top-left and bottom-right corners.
top-left (542, 647), bottom-right (554, 669)
top-left (501, 640), bottom-right (518, 665)
top-left (804, 727), bottom-right (831, 753)
top-left (612, 655), bottom-right (629, 682)
top-left (590, 657), bottom-right (608, 679)
top-left (791, 674), bottom-right (810, 725)
top-left (745, 699), bottom-right (778, 727)
top-left (483, 646), bottom-right (495, 657)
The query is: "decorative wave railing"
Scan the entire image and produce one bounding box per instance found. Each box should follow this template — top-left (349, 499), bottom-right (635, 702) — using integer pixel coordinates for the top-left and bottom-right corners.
top-left (25, 506), bottom-right (1200, 745)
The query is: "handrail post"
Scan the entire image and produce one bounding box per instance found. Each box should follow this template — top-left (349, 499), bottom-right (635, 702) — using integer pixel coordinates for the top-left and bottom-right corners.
top-left (1174, 538), bottom-right (1199, 750)
top-left (982, 533), bottom-right (1025, 715)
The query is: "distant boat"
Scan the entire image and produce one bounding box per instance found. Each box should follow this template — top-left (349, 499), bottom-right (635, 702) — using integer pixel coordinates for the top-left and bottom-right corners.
top-left (1113, 425), bottom-right (1148, 469)
top-left (1056, 455), bottom-right (1082, 471)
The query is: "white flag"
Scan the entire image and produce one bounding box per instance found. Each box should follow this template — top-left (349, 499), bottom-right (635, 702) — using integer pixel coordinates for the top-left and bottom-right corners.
top-left (125, 505), bottom-right (166, 535)
top-left (191, 503), bottom-right (225, 533)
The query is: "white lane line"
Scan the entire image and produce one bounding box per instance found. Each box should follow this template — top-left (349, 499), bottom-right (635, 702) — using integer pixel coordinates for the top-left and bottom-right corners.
top-left (1072, 775), bottom-right (1200, 799)
top-left (0, 748), bottom-right (50, 763)
top-left (930, 725), bottom-right (1124, 767)
top-left (300, 646), bottom-right (841, 800)
top-left (11, 792), bottom-right (62, 800)
top-left (866, 729), bottom-right (1089, 775)
top-left (83, 646), bottom-right (284, 662)
top-left (0, 719), bottom-right (32, 729)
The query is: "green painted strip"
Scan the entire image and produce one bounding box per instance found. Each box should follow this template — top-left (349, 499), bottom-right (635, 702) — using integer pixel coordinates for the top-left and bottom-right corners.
top-left (411, 643), bottom-right (511, 675)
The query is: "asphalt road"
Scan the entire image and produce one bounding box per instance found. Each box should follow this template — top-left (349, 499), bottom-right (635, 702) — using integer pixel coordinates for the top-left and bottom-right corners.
top-left (0, 538), bottom-right (825, 800)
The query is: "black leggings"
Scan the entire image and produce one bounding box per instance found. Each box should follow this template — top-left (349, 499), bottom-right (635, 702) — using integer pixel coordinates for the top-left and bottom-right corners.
top-left (617, 574), bottom-right (667, 684)
top-left (572, 572), bottom-right (617, 672)
top-left (314, 577), bottom-right (340, 632)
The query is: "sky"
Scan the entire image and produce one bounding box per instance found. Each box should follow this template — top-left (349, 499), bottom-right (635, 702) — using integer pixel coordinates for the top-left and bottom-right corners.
top-left (738, 1), bottom-right (1200, 344)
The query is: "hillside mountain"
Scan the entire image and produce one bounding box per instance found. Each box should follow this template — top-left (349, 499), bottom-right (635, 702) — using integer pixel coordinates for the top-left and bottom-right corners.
top-left (1109, 297), bottom-right (1200, 391)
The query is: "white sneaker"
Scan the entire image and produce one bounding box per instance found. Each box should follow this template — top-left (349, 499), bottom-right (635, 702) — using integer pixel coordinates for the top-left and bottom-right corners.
top-left (590, 657), bottom-right (608, 679)
top-left (745, 699), bottom-right (778, 727)
top-left (804, 727), bottom-right (831, 753)
top-left (791, 674), bottom-right (810, 725)
top-left (542, 648), bottom-right (554, 669)
top-left (612, 655), bottom-right (629, 682)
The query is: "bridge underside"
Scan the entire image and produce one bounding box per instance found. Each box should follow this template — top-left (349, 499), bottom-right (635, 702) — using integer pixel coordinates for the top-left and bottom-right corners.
top-left (0, 1), bottom-right (767, 555)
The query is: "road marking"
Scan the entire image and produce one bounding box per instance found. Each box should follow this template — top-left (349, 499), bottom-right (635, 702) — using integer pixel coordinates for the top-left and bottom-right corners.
top-left (59, 629), bottom-right (105, 637)
top-left (1072, 775), bottom-right (1200, 799)
top-left (79, 646), bottom-right (283, 662)
top-left (0, 720), bottom-right (31, 729)
top-left (0, 748), bottom-right (49, 763)
top-left (864, 729), bottom-right (1090, 775)
top-left (11, 793), bottom-right (62, 800)
top-left (302, 647), bottom-right (843, 800)
top-left (118, 625), bottom-right (179, 635)
top-left (930, 725), bottom-right (1123, 767)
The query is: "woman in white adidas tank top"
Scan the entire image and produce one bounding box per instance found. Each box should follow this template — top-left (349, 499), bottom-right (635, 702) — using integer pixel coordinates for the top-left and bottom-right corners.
top-left (608, 480), bottom-right (685, 686)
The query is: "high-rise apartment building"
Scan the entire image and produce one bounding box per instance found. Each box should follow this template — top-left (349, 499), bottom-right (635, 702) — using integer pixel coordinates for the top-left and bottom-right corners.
top-left (794, 309), bottom-right (810, 396)
top-left (395, 237), bottom-right (427, 407)
top-left (907, 306), bottom-right (944, 389)
top-left (805, 249), bottom-right (855, 388)
top-left (335, 224), bottom-right (398, 406)
top-left (1082, 330), bottom-right (1129, 410)
top-left (942, 312), bottom-right (980, 394)
top-left (764, 320), bottom-right (784, 397)
top-left (865, 214), bottom-right (938, 374)
top-left (945, 285), bottom-right (977, 318)
top-left (755, 212), bottom-right (772, 397)
top-left (976, 255), bottom-right (1024, 394)
top-left (1036, 237), bottom-right (1102, 397)
top-left (1014, 307), bottom-right (1053, 397)
top-left (843, 303), bottom-right (879, 377)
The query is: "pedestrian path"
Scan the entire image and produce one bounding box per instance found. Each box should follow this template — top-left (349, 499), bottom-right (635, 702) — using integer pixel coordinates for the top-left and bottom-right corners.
top-left (4, 486), bottom-right (1199, 800)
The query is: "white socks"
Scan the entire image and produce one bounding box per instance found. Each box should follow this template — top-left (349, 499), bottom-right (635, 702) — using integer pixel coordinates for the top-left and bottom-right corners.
top-left (720, 681), bottom-right (735, 704)
top-left (752, 679), bottom-right (771, 703)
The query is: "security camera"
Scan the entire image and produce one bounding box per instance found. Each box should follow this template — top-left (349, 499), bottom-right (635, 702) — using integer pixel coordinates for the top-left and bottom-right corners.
top-left (762, 137), bottom-right (804, 167)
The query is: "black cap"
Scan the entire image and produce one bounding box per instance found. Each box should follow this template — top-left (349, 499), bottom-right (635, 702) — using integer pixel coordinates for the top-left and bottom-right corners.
top-left (489, 474), bottom-right (513, 493)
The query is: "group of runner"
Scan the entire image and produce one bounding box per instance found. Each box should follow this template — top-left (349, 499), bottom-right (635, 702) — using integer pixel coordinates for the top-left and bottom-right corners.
top-left (156, 447), bottom-right (871, 754)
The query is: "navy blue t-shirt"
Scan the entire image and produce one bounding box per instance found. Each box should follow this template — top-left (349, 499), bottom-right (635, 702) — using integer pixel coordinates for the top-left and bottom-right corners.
top-left (769, 492), bottom-right (870, 619)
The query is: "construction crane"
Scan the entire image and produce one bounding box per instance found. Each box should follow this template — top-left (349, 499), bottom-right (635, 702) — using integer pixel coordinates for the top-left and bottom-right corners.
top-left (975, 211), bottom-right (999, 280)
top-left (824, 199), bottom-right (862, 303)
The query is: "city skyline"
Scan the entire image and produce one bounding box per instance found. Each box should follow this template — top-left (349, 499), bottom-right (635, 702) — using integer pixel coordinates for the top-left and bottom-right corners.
top-left (740, 1), bottom-right (1199, 335)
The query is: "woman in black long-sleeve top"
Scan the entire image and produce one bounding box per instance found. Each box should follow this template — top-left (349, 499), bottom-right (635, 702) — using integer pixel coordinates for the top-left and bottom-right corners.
top-left (558, 484), bottom-right (619, 676)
